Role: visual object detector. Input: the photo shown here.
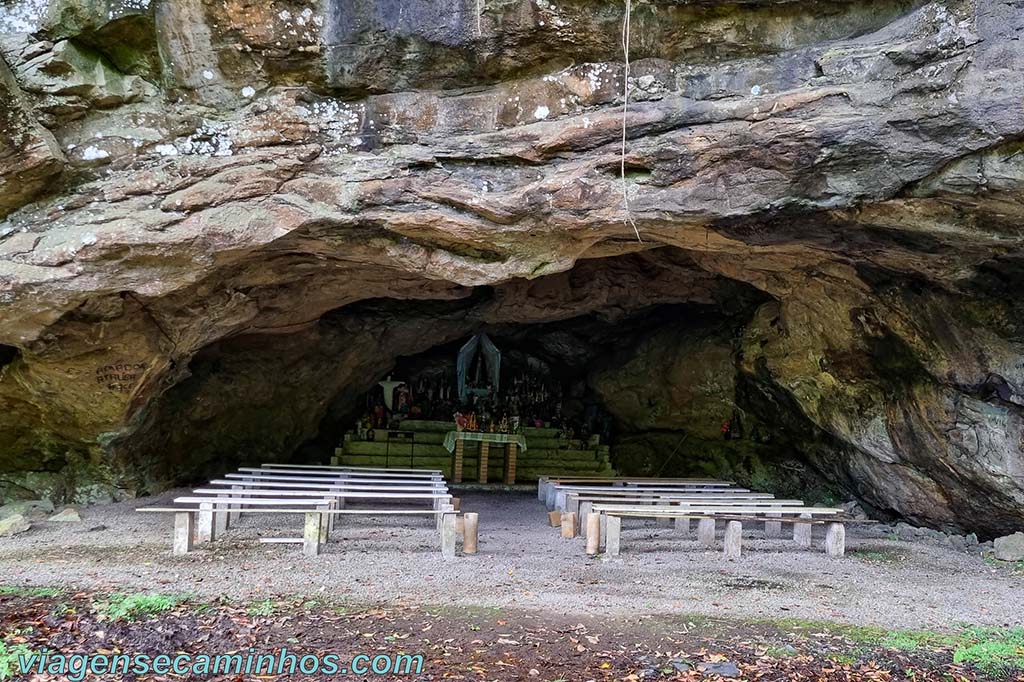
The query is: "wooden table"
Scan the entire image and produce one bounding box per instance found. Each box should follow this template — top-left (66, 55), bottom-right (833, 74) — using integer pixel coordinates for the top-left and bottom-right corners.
top-left (443, 431), bottom-right (526, 484)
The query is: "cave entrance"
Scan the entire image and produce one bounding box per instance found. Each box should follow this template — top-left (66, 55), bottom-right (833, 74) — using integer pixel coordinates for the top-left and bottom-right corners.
top-left (338, 328), bottom-right (618, 483)
top-left (140, 247), bottom-right (838, 505)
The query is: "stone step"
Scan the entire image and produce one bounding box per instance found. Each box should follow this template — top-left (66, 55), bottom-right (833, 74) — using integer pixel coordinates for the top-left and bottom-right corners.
top-left (523, 427), bottom-right (560, 438)
top-left (333, 453), bottom-right (613, 477)
top-left (391, 420), bottom-right (455, 433)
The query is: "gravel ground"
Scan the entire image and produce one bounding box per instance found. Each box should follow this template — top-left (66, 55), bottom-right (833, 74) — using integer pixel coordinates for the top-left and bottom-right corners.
top-left (1, 490), bottom-right (1021, 632)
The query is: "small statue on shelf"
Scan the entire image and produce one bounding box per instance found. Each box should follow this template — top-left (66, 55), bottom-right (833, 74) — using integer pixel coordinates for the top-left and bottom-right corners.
top-left (498, 414), bottom-right (509, 434)
top-left (467, 412), bottom-right (479, 432)
top-left (454, 411), bottom-right (467, 432)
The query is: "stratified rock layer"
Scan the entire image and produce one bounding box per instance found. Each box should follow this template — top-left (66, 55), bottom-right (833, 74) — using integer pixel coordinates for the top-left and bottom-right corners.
top-left (0, 0), bottom-right (1022, 536)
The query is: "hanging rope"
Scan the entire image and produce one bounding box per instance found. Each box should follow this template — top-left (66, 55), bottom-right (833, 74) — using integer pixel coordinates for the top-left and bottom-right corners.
top-left (621, 0), bottom-right (642, 243)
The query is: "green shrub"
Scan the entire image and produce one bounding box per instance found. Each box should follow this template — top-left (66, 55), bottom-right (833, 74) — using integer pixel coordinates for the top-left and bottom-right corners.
top-left (96, 593), bottom-right (181, 622)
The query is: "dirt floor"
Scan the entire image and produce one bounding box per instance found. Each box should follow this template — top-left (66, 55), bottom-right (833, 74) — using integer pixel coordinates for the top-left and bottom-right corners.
top-left (2, 491), bottom-right (1023, 680)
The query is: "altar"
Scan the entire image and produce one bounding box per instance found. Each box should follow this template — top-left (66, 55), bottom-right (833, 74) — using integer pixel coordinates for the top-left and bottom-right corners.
top-left (443, 431), bottom-right (527, 485)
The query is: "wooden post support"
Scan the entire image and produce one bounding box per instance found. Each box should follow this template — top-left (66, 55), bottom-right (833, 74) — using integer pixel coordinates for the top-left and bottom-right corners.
top-left (437, 503), bottom-right (454, 532)
top-left (724, 520), bottom-right (742, 560)
top-left (656, 502), bottom-right (672, 528)
top-left (585, 513), bottom-right (601, 555)
top-left (173, 512), bottom-right (194, 555)
top-left (548, 510), bottom-right (562, 527)
top-left (455, 516), bottom-right (465, 535)
top-left (764, 512), bottom-right (782, 538)
top-left (197, 502), bottom-right (216, 543)
top-left (825, 522), bottom-right (845, 557)
top-left (453, 437), bottom-right (465, 484)
top-left (537, 477), bottom-right (549, 501)
top-left (565, 495), bottom-right (581, 524)
top-left (441, 512), bottom-right (457, 560)
top-left (318, 505), bottom-right (330, 544)
top-left (451, 497), bottom-right (461, 512)
top-left (794, 513), bottom-right (813, 548)
top-left (214, 499), bottom-right (229, 536)
top-left (605, 515), bottom-right (622, 556)
top-left (560, 512), bottom-right (577, 539)
top-left (463, 512), bottom-right (479, 554)
top-left (599, 513), bottom-right (608, 551)
top-left (478, 441), bottom-right (490, 484)
top-left (697, 518), bottom-right (716, 547)
top-left (578, 501), bottom-right (594, 538)
top-left (303, 512), bottom-right (321, 557)
top-left (229, 485), bottom-right (242, 523)
top-left (674, 516), bottom-right (691, 536)
top-left (504, 442), bottom-right (517, 485)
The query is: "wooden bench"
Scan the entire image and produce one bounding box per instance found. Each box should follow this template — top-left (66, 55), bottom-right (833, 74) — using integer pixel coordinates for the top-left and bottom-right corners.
top-left (553, 486), bottom-right (757, 513)
top-left (538, 476), bottom-right (734, 502)
top-left (260, 464), bottom-right (442, 476)
top-left (565, 495), bottom-right (802, 536)
top-left (225, 472), bottom-right (448, 487)
top-left (587, 504), bottom-right (846, 558)
top-left (543, 483), bottom-right (741, 509)
top-left (247, 466), bottom-right (443, 479)
top-left (192, 486), bottom-right (455, 534)
top-left (139, 498), bottom-right (464, 559)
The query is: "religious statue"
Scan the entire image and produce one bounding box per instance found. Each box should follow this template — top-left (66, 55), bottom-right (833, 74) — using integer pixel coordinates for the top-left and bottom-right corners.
top-left (377, 375), bottom-right (406, 411)
top-left (395, 383), bottom-right (411, 415)
top-left (454, 411), bottom-right (467, 432)
top-left (498, 414), bottom-right (509, 434)
top-left (467, 412), bottom-right (479, 432)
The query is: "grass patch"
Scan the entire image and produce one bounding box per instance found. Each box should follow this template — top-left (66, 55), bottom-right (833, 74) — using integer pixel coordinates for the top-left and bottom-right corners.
top-left (984, 555), bottom-right (1024, 574)
top-left (0, 641), bottom-right (35, 681)
top-left (878, 630), bottom-right (952, 650)
top-left (247, 598), bottom-right (277, 617)
top-left (758, 617), bottom-right (1024, 675)
top-left (0, 586), bottom-right (62, 598)
top-left (952, 627), bottom-right (1024, 676)
top-left (0, 631), bottom-right (36, 681)
top-left (95, 593), bottom-right (181, 622)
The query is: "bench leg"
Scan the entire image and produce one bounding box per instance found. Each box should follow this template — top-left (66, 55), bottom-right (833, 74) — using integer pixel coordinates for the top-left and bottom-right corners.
top-left (565, 496), bottom-right (580, 524)
top-left (724, 521), bottom-right (742, 560)
top-left (585, 513), bottom-right (601, 556)
top-left (173, 512), bottom-right (194, 555)
top-left (579, 501), bottom-right (593, 539)
top-left (605, 516), bottom-right (622, 557)
top-left (697, 518), bottom-right (716, 547)
top-left (229, 485), bottom-right (242, 523)
top-left (794, 513), bottom-right (813, 549)
top-left (303, 512), bottom-right (321, 557)
top-left (599, 513), bottom-right (608, 551)
top-left (215, 497), bottom-right (229, 535)
top-left (560, 512), bottom-right (577, 539)
top-left (825, 522), bottom-right (845, 557)
top-left (764, 512), bottom-right (782, 538)
top-left (197, 502), bottom-right (216, 543)
top-left (463, 512), bottom-right (479, 554)
top-left (674, 516), bottom-right (691, 536)
top-left (438, 503), bottom-right (454, 532)
top-left (441, 512), bottom-right (457, 560)
top-left (656, 502), bottom-right (672, 528)
top-left (319, 505), bottom-right (330, 544)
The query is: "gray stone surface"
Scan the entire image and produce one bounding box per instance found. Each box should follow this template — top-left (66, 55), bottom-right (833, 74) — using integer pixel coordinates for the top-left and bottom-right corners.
top-left (993, 532), bottom-right (1024, 562)
top-left (49, 507), bottom-right (81, 522)
top-left (0, 513), bottom-right (30, 537)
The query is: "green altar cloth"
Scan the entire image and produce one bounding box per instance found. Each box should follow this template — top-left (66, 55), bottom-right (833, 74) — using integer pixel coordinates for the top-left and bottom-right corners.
top-left (442, 431), bottom-right (528, 453)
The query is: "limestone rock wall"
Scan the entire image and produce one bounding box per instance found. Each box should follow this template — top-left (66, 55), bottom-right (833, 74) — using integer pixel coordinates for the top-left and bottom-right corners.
top-left (0, 0), bottom-right (1022, 535)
